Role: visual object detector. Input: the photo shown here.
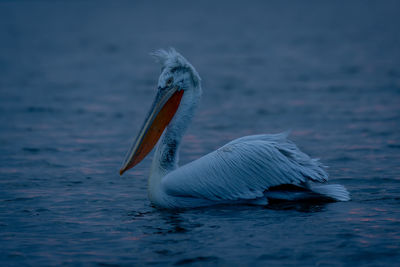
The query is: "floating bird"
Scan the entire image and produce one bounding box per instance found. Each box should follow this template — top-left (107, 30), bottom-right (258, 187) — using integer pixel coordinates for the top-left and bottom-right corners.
top-left (120, 49), bottom-right (350, 209)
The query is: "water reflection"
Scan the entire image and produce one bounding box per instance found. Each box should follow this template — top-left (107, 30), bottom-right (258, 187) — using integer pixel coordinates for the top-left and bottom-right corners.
top-left (266, 201), bottom-right (327, 213)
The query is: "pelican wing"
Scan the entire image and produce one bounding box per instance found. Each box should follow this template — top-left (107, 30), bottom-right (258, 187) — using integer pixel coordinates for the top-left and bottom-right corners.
top-left (162, 132), bottom-right (328, 201)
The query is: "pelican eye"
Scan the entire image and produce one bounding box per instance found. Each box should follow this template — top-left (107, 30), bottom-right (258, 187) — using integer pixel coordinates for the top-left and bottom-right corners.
top-left (166, 77), bottom-right (173, 86)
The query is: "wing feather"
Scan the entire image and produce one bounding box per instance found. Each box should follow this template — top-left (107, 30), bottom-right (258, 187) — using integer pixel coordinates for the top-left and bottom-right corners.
top-left (162, 133), bottom-right (328, 201)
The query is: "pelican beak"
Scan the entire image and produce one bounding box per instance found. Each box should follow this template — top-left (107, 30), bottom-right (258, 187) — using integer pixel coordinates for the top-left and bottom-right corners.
top-left (119, 86), bottom-right (184, 175)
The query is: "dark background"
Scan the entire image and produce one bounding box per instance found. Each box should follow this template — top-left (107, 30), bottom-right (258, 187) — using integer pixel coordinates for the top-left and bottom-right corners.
top-left (1, 0), bottom-right (399, 265)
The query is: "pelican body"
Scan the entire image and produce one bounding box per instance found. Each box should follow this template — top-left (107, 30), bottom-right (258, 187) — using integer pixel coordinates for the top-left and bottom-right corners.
top-left (120, 49), bottom-right (350, 209)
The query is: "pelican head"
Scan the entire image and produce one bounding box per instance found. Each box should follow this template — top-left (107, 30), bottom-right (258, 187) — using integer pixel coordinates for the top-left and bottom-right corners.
top-left (120, 48), bottom-right (201, 175)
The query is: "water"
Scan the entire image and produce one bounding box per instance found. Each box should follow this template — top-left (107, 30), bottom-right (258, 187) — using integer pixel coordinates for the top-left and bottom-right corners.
top-left (1, 0), bottom-right (399, 265)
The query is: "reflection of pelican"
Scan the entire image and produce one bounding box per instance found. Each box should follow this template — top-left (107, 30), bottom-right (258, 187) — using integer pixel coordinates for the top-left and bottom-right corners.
top-left (120, 49), bottom-right (350, 209)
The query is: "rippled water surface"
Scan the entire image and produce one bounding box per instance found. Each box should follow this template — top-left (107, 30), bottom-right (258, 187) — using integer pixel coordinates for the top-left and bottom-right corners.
top-left (1, 1), bottom-right (400, 265)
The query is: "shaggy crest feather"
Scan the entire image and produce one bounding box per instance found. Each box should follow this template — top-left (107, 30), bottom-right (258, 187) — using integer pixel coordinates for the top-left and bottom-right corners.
top-left (151, 48), bottom-right (201, 87)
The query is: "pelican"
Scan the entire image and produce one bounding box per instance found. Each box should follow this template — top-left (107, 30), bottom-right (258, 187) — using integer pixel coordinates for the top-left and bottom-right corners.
top-left (120, 48), bottom-right (350, 209)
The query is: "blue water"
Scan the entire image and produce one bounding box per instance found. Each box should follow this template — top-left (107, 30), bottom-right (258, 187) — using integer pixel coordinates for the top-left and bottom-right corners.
top-left (1, 0), bottom-right (400, 265)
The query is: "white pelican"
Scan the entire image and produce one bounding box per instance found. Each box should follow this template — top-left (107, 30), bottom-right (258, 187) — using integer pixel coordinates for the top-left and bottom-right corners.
top-left (120, 48), bottom-right (350, 209)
